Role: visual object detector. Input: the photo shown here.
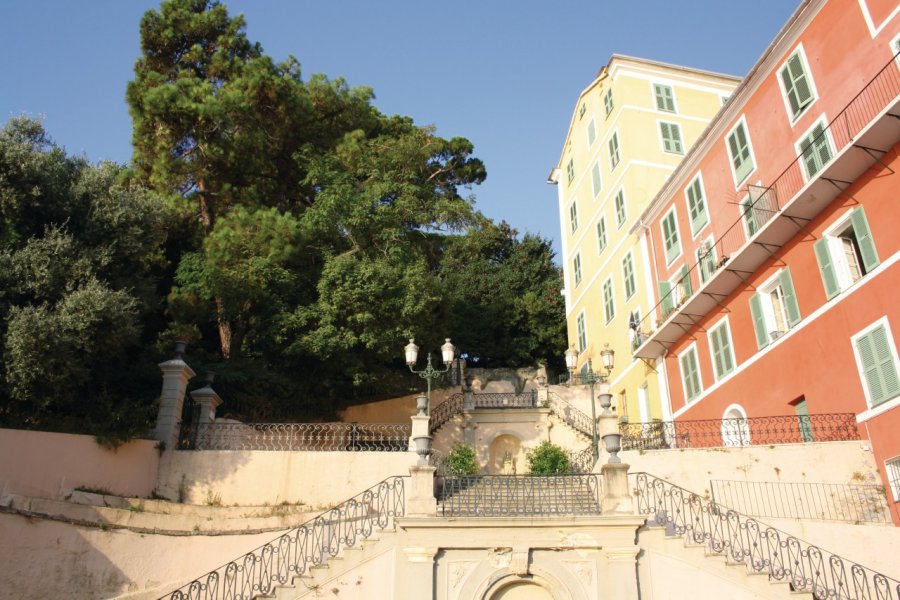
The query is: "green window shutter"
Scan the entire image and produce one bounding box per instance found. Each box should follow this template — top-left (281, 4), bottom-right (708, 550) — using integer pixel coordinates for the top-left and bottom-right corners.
top-left (654, 84), bottom-right (675, 112)
top-left (609, 134), bottom-right (620, 168)
top-left (663, 213), bottom-right (680, 262)
top-left (850, 207), bottom-right (880, 272)
top-left (857, 326), bottom-right (900, 406)
top-left (794, 399), bottom-right (814, 442)
top-left (659, 281), bottom-right (673, 317)
top-left (749, 293), bottom-right (769, 350)
top-left (687, 179), bottom-right (708, 233)
top-left (801, 123), bottom-right (831, 177)
top-left (680, 350), bottom-right (700, 401)
top-left (679, 264), bottom-right (692, 297)
top-left (566, 159), bottom-right (574, 183)
top-left (587, 120), bottom-right (596, 146)
top-left (729, 125), bottom-right (753, 182)
top-left (623, 255), bottom-right (636, 299)
top-left (570, 202), bottom-right (578, 232)
top-left (616, 191), bottom-right (626, 226)
top-left (597, 218), bottom-right (607, 252)
top-left (781, 54), bottom-right (813, 117)
top-left (660, 122), bottom-right (683, 154)
top-left (603, 280), bottom-right (615, 322)
top-left (779, 268), bottom-right (801, 327)
top-left (814, 238), bottom-right (840, 300)
top-left (712, 325), bottom-right (734, 378)
top-left (604, 89), bottom-right (614, 115)
top-left (591, 162), bottom-right (602, 196)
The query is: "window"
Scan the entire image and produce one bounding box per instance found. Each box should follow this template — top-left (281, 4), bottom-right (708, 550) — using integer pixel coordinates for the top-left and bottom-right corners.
top-left (609, 132), bottom-right (620, 169)
top-left (780, 49), bottom-right (814, 119)
top-left (709, 319), bottom-right (736, 380)
top-left (853, 321), bottom-right (900, 408)
top-left (675, 264), bottom-right (692, 301)
top-left (576, 312), bottom-right (587, 353)
top-left (749, 268), bottom-right (801, 350)
top-left (721, 95), bottom-right (730, 106)
top-left (653, 83), bottom-right (676, 112)
top-left (697, 238), bottom-right (717, 283)
top-left (622, 253), bottom-right (636, 300)
top-left (798, 120), bottom-right (833, 179)
top-left (604, 89), bottom-right (614, 116)
top-left (685, 175), bottom-right (708, 235)
top-left (579, 102), bottom-right (587, 119)
top-left (659, 266), bottom-right (691, 318)
top-left (793, 398), bottom-right (813, 443)
top-left (740, 191), bottom-right (769, 238)
top-left (814, 206), bottom-right (879, 300)
top-left (587, 119), bottom-right (597, 147)
top-left (591, 162), bottom-right (602, 197)
top-left (661, 208), bottom-right (681, 264)
top-left (628, 308), bottom-right (642, 350)
top-left (727, 120), bottom-right (754, 184)
top-left (603, 278), bottom-right (615, 323)
top-left (886, 457), bottom-right (900, 502)
top-left (679, 345), bottom-right (702, 402)
top-left (566, 158), bottom-right (575, 184)
top-left (573, 252), bottom-right (582, 286)
top-left (569, 201), bottom-right (579, 232)
top-left (597, 217), bottom-right (607, 253)
top-left (615, 189), bottom-right (627, 228)
top-left (660, 122), bottom-right (683, 154)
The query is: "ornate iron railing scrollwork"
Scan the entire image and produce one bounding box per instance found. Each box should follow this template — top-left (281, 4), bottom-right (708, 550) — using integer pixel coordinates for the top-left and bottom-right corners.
top-left (429, 393), bottom-right (464, 434)
top-left (567, 446), bottom-right (595, 474)
top-left (631, 472), bottom-right (900, 600)
top-left (162, 477), bottom-right (406, 600)
top-left (619, 413), bottom-right (860, 450)
top-left (190, 422), bottom-right (411, 452)
top-left (472, 391), bottom-right (537, 408)
top-left (438, 474), bottom-right (601, 517)
top-left (546, 392), bottom-right (594, 438)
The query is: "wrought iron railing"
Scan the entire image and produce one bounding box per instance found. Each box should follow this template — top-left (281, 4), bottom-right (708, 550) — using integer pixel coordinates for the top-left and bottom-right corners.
top-left (567, 446), bottom-right (596, 474)
top-left (710, 479), bottom-right (891, 524)
top-left (619, 413), bottom-right (860, 450)
top-left (473, 391), bottom-right (537, 408)
top-left (162, 476), bottom-right (406, 600)
top-left (186, 422), bottom-right (411, 452)
top-left (632, 472), bottom-right (900, 599)
top-left (429, 393), bottom-right (464, 434)
top-left (636, 50), bottom-right (900, 343)
top-left (547, 392), bottom-right (594, 438)
top-left (438, 475), bottom-right (601, 516)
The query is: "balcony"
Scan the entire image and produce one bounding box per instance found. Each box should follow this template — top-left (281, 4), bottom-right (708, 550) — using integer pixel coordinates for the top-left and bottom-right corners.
top-left (634, 52), bottom-right (900, 359)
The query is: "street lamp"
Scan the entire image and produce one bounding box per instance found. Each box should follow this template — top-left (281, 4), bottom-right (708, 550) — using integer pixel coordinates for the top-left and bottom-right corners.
top-left (405, 337), bottom-right (455, 415)
top-left (565, 344), bottom-right (615, 465)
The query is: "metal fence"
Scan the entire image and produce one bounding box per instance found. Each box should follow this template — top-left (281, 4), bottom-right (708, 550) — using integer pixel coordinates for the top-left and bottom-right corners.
top-left (184, 422), bottom-right (411, 452)
top-left (632, 472), bottom-right (900, 600)
top-left (162, 477), bottom-right (406, 600)
top-left (429, 393), bottom-right (464, 434)
top-left (473, 391), bottom-right (537, 408)
top-left (620, 413), bottom-right (860, 450)
top-left (437, 474), bottom-right (601, 517)
top-left (636, 49), bottom-right (900, 339)
top-left (567, 446), bottom-right (596, 474)
top-left (710, 479), bottom-right (891, 524)
top-left (547, 393), bottom-right (593, 438)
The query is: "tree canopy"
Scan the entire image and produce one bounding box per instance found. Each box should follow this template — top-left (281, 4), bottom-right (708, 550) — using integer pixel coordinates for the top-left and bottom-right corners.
top-left (0, 0), bottom-right (565, 438)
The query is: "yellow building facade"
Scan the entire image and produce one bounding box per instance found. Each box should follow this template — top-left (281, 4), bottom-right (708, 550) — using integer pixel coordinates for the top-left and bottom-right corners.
top-left (550, 56), bottom-right (739, 423)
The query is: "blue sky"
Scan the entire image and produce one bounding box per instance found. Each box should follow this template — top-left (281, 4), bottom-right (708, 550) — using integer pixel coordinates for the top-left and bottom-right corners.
top-left (0, 0), bottom-right (798, 258)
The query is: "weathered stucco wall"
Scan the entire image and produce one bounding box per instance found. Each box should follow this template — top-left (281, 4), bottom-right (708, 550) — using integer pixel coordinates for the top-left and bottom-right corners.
top-left (0, 428), bottom-right (159, 499)
top-left (157, 449), bottom-right (417, 506)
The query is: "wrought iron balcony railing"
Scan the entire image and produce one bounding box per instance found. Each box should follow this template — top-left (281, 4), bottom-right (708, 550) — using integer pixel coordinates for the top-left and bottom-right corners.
top-left (632, 472), bottom-right (900, 599)
top-left (437, 474), bottom-right (601, 517)
top-left (635, 50), bottom-right (900, 356)
top-left (162, 477), bottom-right (406, 600)
top-left (182, 422), bottom-right (411, 452)
top-left (619, 413), bottom-right (860, 450)
top-left (429, 391), bottom-right (542, 434)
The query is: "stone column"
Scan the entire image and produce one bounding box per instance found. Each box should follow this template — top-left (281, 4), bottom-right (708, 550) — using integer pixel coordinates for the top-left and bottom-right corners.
top-left (190, 385), bottom-right (222, 427)
top-left (396, 546), bottom-right (437, 598)
top-left (601, 547), bottom-right (641, 600)
top-left (153, 354), bottom-right (195, 450)
top-left (406, 465), bottom-right (437, 516)
top-left (601, 463), bottom-right (633, 514)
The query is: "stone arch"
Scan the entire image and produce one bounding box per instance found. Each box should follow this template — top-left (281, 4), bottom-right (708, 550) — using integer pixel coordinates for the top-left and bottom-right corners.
top-left (721, 403), bottom-right (751, 446)
top-left (490, 580), bottom-right (554, 600)
top-left (488, 433), bottom-right (523, 474)
top-left (458, 558), bottom-right (591, 600)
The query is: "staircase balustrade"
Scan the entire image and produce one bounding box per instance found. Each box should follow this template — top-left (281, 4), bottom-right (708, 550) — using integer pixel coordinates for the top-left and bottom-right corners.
top-left (438, 474), bottom-right (601, 517)
top-left (632, 472), bottom-right (900, 600)
top-left (162, 477), bottom-right (406, 600)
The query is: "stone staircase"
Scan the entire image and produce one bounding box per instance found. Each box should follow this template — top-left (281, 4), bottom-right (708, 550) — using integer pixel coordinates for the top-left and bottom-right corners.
top-left (436, 474), bottom-right (601, 516)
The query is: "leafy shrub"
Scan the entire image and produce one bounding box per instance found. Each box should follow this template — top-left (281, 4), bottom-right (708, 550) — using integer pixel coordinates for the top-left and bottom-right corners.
top-left (445, 442), bottom-right (479, 475)
top-left (526, 441), bottom-right (571, 475)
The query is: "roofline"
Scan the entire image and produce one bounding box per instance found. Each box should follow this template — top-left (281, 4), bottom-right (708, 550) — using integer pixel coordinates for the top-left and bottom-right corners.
top-left (607, 53), bottom-right (743, 83)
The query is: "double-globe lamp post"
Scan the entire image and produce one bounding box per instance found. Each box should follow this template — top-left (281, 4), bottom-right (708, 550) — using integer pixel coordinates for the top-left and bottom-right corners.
top-left (565, 344), bottom-right (615, 464)
top-left (405, 338), bottom-right (455, 416)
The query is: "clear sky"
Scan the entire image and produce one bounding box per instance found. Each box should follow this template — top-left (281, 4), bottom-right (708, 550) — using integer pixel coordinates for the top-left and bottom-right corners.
top-left (0, 0), bottom-right (798, 259)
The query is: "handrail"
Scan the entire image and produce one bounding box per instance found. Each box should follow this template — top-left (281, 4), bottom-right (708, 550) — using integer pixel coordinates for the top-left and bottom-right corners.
top-left (184, 422), bottom-right (411, 452)
top-left (547, 392), bottom-right (594, 438)
top-left (161, 476), bottom-right (406, 600)
top-left (620, 413), bottom-right (860, 450)
top-left (636, 49), bottom-right (900, 341)
top-left (429, 393), bottom-right (464, 434)
top-left (631, 472), bottom-right (900, 599)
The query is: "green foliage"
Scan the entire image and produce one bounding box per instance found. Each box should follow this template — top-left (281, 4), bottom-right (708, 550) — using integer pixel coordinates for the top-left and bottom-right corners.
top-left (526, 441), bottom-right (572, 475)
top-left (445, 442), bottom-right (479, 475)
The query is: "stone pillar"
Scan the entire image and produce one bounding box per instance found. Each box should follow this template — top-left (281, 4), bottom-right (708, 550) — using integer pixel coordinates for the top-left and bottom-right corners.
top-left (396, 547), bottom-right (437, 598)
top-left (602, 547), bottom-right (641, 600)
top-left (190, 385), bottom-right (222, 427)
top-left (463, 385), bottom-right (475, 411)
top-left (409, 395), bottom-right (430, 452)
top-left (153, 356), bottom-right (195, 450)
top-left (601, 463), bottom-right (633, 514)
top-left (406, 465), bottom-right (437, 516)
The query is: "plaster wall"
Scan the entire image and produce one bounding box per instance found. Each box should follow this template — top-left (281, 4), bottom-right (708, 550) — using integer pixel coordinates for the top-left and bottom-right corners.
top-left (157, 449), bottom-right (416, 506)
top-left (339, 388), bottom-right (456, 424)
top-left (0, 428), bottom-right (159, 499)
top-left (622, 440), bottom-right (880, 496)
